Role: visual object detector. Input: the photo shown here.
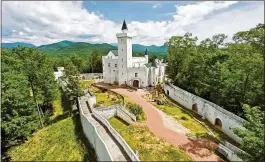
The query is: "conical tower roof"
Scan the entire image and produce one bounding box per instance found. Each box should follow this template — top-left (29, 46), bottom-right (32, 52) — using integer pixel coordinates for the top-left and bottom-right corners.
top-left (121, 20), bottom-right (128, 30)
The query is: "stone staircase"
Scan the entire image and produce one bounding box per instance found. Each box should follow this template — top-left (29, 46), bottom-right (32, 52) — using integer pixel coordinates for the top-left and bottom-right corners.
top-left (79, 95), bottom-right (129, 161)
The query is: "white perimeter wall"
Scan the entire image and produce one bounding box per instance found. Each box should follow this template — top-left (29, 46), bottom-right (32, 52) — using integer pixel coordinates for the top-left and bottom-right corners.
top-left (78, 98), bottom-right (113, 161)
top-left (163, 83), bottom-right (245, 143)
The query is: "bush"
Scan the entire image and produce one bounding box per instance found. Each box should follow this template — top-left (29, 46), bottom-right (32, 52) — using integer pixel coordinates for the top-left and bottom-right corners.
top-left (126, 103), bottom-right (143, 120)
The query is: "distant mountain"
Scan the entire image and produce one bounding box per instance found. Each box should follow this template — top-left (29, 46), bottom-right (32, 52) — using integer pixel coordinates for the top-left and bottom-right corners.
top-left (2, 40), bottom-right (168, 56)
top-left (37, 41), bottom-right (117, 56)
top-left (37, 40), bottom-right (74, 54)
top-left (1, 42), bottom-right (35, 49)
top-left (132, 44), bottom-right (167, 55)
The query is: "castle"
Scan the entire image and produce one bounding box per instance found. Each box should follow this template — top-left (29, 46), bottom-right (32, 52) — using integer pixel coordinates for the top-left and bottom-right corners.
top-left (102, 20), bottom-right (166, 88)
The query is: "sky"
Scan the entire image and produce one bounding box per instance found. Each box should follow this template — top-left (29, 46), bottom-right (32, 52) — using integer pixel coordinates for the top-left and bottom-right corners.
top-left (2, 1), bottom-right (264, 46)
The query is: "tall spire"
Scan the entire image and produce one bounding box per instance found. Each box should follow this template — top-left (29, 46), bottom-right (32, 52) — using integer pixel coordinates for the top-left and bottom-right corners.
top-left (145, 48), bottom-right (148, 55)
top-left (121, 20), bottom-right (128, 31)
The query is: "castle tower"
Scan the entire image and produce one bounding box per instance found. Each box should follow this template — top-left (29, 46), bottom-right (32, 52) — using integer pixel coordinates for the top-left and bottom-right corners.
top-left (116, 20), bottom-right (132, 85)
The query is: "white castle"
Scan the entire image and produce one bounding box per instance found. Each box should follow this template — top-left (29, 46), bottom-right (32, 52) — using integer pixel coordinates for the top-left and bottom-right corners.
top-left (102, 20), bottom-right (166, 88)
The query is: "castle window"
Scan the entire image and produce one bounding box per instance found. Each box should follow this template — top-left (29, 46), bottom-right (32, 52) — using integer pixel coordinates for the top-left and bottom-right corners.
top-left (108, 63), bottom-right (110, 67)
top-left (122, 72), bottom-right (123, 75)
top-left (122, 49), bottom-right (123, 51)
top-left (122, 65), bottom-right (123, 68)
top-left (135, 73), bottom-right (138, 77)
top-left (122, 58), bottom-right (123, 61)
top-left (115, 64), bottom-right (117, 68)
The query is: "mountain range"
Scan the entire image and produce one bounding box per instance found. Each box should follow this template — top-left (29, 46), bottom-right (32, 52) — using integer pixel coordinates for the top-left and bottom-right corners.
top-left (2, 41), bottom-right (168, 56)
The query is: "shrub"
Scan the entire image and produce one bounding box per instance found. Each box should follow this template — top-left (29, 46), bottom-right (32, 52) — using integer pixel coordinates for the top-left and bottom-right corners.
top-left (126, 103), bottom-right (143, 120)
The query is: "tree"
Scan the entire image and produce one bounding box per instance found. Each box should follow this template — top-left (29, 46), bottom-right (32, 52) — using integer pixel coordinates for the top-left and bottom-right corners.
top-left (167, 33), bottom-right (198, 85)
top-left (1, 47), bottom-right (59, 157)
top-left (233, 104), bottom-right (264, 161)
top-left (62, 62), bottom-right (83, 100)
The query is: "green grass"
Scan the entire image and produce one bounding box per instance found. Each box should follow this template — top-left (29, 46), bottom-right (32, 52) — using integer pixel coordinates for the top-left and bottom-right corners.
top-left (91, 86), bottom-right (123, 107)
top-left (151, 100), bottom-right (209, 136)
top-left (80, 80), bottom-right (95, 90)
top-left (7, 114), bottom-right (96, 161)
top-left (150, 94), bottom-right (240, 145)
top-left (108, 117), bottom-right (192, 161)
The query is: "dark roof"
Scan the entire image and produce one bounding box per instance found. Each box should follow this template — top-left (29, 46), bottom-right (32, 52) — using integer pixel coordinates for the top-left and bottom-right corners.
top-left (121, 20), bottom-right (128, 30)
top-left (110, 50), bottom-right (118, 56)
top-left (144, 60), bottom-right (158, 68)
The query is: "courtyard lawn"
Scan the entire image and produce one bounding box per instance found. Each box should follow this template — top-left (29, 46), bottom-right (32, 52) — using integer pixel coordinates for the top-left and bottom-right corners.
top-left (90, 86), bottom-right (123, 107)
top-left (108, 117), bottom-right (192, 161)
top-left (7, 114), bottom-right (97, 161)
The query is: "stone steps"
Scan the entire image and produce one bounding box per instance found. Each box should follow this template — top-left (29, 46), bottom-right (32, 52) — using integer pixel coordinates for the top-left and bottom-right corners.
top-left (79, 97), bottom-right (128, 161)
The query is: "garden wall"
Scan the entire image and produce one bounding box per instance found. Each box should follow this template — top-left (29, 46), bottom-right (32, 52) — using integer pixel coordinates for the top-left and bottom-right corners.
top-left (163, 82), bottom-right (245, 143)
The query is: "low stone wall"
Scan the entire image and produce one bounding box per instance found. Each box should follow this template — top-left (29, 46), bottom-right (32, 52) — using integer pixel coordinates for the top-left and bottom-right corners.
top-left (80, 73), bottom-right (103, 80)
top-left (77, 97), bottom-right (113, 161)
top-left (218, 143), bottom-right (243, 161)
top-left (163, 82), bottom-right (245, 143)
top-left (93, 104), bottom-right (137, 124)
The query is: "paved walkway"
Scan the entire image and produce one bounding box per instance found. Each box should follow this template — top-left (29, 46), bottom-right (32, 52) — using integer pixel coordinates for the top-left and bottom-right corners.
top-left (96, 82), bottom-right (223, 161)
top-left (79, 94), bottom-right (129, 161)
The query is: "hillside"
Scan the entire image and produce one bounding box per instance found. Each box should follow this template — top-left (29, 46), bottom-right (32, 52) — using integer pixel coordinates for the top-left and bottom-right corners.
top-left (2, 41), bottom-right (168, 56)
top-left (38, 41), bottom-right (117, 56)
top-left (1, 42), bottom-right (35, 49)
top-left (38, 40), bottom-right (74, 54)
top-left (7, 114), bottom-right (96, 161)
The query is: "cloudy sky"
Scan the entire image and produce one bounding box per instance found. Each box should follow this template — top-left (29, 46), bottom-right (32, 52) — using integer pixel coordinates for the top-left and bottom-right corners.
top-left (2, 1), bottom-right (264, 46)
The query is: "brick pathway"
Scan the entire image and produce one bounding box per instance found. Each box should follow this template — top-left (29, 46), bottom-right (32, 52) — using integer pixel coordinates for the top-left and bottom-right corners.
top-left (96, 83), bottom-right (223, 161)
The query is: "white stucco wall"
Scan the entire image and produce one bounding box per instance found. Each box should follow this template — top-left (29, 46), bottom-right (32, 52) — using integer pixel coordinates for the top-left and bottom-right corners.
top-left (78, 97), bottom-right (113, 161)
top-left (163, 82), bottom-right (245, 143)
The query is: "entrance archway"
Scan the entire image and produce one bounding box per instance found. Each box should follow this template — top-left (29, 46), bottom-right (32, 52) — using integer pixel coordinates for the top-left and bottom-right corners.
top-left (215, 118), bottom-right (222, 129)
top-left (133, 80), bottom-right (139, 88)
top-left (192, 104), bottom-right (198, 113)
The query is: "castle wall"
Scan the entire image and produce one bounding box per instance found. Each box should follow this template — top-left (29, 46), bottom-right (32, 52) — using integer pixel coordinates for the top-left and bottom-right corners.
top-left (163, 82), bottom-right (245, 143)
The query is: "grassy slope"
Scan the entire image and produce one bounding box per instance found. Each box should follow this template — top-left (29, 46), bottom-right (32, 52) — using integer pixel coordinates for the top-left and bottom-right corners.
top-left (109, 117), bottom-right (192, 161)
top-left (7, 91), bottom-right (97, 161)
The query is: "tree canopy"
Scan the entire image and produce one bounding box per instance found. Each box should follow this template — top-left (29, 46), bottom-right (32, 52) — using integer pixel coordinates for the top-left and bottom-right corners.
top-left (166, 24), bottom-right (264, 117)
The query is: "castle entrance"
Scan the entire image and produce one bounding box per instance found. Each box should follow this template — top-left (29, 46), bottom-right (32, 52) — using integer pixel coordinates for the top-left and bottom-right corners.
top-left (133, 80), bottom-right (139, 88)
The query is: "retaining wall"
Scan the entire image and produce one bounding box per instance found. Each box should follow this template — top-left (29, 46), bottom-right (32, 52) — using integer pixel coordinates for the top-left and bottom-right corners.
top-left (84, 89), bottom-right (140, 161)
top-left (77, 97), bottom-right (113, 161)
top-left (163, 82), bottom-right (245, 143)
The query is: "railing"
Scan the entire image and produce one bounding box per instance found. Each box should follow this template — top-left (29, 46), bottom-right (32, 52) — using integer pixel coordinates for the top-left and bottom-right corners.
top-left (165, 82), bottom-right (245, 123)
top-left (93, 110), bottom-right (140, 161)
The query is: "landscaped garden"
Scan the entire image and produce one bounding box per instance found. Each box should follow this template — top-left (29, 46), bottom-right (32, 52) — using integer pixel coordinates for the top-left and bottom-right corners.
top-left (108, 117), bottom-right (192, 161)
top-left (90, 86), bottom-right (123, 107)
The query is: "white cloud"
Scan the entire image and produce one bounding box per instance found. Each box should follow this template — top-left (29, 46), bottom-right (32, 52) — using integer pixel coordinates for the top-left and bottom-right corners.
top-left (2, 1), bottom-right (264, 46)
top-left (152, 3), bottom-right (161, 9)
